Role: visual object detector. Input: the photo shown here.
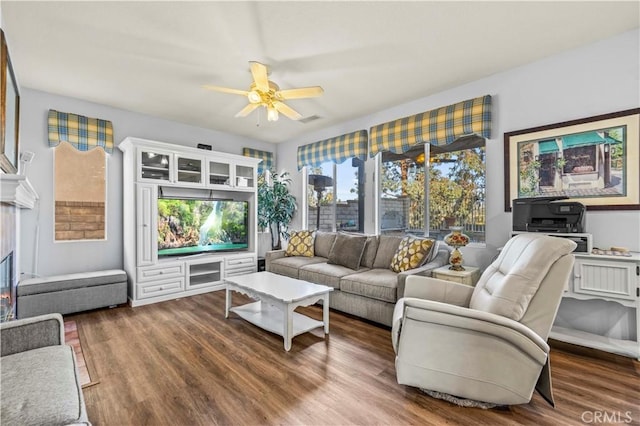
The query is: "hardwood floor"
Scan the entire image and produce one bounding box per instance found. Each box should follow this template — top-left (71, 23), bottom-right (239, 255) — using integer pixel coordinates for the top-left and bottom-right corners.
top-left (68, 291), bottom-right (640, 425)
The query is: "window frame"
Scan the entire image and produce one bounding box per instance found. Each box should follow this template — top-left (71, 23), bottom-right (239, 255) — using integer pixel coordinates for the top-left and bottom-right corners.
top-left (303, 160), bottom-right (365, 233)
top-left (376, 140), bottom-right (486, 245)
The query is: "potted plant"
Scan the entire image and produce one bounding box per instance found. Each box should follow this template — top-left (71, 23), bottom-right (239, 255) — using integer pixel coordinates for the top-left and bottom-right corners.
top-left (258, 171), bottom-right (297, 250)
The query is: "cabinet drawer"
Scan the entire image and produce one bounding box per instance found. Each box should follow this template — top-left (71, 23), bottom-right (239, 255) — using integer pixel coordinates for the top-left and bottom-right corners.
top-left (432, 269), bottom-right (479, 286)
top-left (137, 263), bottom-right (184, 282)
top-left (226, 265), bottom-right (257, 277)
top-left (433, 272), bottom-right (465, 284)
top-left (137, 278), bottom-right (184, 299)
top-left (226, 255), bottom-right (256, 271)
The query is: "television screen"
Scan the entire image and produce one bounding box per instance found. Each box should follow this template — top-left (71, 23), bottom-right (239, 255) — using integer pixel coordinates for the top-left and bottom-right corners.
top-left (157, 198), bottom-right (249, 256)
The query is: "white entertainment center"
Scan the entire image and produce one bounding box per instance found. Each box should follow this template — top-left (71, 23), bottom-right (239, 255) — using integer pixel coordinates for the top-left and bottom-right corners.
top-left (119, 137), bottom-right (261, 306)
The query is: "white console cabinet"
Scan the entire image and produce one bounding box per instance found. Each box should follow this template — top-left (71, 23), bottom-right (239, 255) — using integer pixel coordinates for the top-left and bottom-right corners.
top-left (551, 252), bottom-right (640, 359)
top-left (120, 137), bottom-right (260, 307)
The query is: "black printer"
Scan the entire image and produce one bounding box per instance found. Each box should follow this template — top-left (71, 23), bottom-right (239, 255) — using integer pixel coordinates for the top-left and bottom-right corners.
top-left (512, 197), bottom-right (586, 233)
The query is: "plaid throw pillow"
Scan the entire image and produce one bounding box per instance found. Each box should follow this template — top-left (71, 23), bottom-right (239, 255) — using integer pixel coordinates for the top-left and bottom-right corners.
top-left (390, 236), bottom-right (435, 273)
top-left (285, 230), bottom-right (315, 257)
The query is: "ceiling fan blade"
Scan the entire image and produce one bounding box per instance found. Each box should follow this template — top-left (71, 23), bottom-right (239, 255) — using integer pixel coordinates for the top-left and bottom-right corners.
top-left (234, 103), bottom-right (260, 118)
top-left (276, 86), bottom-right (324, 100)
top-left (250, 61), bottom-right (270, 92)
top-left (273, 101), bottom-right (302, 121)
top-left (203, 85), bottom-right (248, 96)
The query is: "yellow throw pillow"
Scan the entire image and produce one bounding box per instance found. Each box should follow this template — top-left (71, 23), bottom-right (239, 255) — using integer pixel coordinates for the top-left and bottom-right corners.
top-left (390, 236), bottom-right (435, 273)
top-left (285, 230), bottom-right (315, 257)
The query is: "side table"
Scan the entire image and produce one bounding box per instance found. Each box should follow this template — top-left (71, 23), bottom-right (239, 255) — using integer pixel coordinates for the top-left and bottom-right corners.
top-left (432, 265), bottom-right (480, 286)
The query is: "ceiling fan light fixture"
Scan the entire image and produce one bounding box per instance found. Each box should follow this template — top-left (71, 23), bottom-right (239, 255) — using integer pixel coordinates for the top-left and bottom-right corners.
top-left (267, 106), bottom-right (279, 122)
top-left (247, 90), bottom-right (261, 104)
top-left (205, 61), bottom-right (322, 122)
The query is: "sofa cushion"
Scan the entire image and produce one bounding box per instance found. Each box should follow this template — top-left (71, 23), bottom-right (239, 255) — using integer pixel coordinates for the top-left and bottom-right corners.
top-left (360, 236), bottom-right (379, 269)
top-left (269, 256), bottom-right (327, 279)
top-left (390, 236), bottom-right (436, 273)
top-left (340, 269), bottom-right (399, 303)
top-left (373, 235), bottom-right (403, 269)
top-left (314, 231), bottom-right (337, 258)
top-left (327, 233), bottom-right (368, 270)
top-left (1, 345), bottom-right (84, 426)
top-left (300, 262), bottom-right (366, 289)
top-left (285, 230), bottom-right (315, 257)
top-left (426, 240), bottom-right (441, 263)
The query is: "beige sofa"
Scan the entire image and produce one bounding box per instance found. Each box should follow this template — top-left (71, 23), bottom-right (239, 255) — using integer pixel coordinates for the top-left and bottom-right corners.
top-left (266, 231), bottom-right (449, 326)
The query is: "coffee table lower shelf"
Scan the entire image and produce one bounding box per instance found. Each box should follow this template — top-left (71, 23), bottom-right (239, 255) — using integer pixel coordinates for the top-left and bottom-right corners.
top-left (225, 272), bottom-right (333, 351)
top-left (230, 301), bottom-right (324, 339)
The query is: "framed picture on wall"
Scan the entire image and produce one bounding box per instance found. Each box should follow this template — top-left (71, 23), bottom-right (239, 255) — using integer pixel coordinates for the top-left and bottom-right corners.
top-left (0, 29), bottom-right (20, 174)
top-left (504, 108), bottom-right (640, 212)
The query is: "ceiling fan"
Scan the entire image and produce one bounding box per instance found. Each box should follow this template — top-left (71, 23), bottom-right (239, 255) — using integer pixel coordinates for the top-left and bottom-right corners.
top-left (204, 61), bottom-right (323, 122)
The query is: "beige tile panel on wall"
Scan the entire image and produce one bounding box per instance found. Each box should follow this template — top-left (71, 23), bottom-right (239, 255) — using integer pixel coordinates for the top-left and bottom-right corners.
top-left (54, 141), bottom-right (106, 241)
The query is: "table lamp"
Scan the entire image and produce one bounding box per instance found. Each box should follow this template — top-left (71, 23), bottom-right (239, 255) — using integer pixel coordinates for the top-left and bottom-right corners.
top-left (443, 226), bottom-right (470, 271)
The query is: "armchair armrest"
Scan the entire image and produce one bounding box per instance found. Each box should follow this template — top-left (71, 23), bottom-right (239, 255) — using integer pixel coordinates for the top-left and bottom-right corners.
top-left (403, 275), bottom-right (474, 306)
top-left (402, 298), bottom-right (549, 359)
top-left (265, 249), bottom-right (286, 272)
top-left (0, 313), bottom-right (65, 357)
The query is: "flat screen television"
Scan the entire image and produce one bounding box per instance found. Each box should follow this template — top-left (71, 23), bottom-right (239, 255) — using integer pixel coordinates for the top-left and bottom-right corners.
top-left (157, 197), bottom-right (249, 257)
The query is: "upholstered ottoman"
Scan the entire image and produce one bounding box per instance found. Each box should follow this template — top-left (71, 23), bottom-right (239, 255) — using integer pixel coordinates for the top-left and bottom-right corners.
top-left (17, 270), bottom-right (127, 318)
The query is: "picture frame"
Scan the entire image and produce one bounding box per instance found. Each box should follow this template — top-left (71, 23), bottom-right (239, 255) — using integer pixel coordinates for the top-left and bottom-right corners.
top-left (0, 29), bottom-right (20, 174)
top-left (504, 108), bottom-right (640, 212)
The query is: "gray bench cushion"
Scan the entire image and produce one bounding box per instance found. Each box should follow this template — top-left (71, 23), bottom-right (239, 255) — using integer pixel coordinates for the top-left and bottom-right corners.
top-left (1, 345), bottom-right (87, 426)
top-left (340, 268), bottom-right (399, 303)
top-left (19, 269), bottom-right (127, 296)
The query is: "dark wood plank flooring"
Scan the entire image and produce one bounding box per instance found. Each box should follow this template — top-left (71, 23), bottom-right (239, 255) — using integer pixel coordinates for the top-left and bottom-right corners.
top-left (68, 291), bottom-right (640, 425)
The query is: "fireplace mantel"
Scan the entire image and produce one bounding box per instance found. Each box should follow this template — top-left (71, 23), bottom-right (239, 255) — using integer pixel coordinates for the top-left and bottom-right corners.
top-left (0, 174), bottom-right (39, 209)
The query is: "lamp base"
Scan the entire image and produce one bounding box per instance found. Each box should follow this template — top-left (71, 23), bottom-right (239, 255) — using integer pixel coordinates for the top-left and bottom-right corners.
top-left (448, 247), bottom-right (465, 271)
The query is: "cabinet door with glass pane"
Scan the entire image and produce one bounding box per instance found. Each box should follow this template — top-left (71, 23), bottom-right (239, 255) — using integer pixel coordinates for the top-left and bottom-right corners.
top-left (235, 164), bottom-right (255, 190)
top-left (207, 160), bottom-right (233, 188)
top-left (138, 149), bottom-right (173, 183)
top-left (175, 155), bottom-right (205, 186)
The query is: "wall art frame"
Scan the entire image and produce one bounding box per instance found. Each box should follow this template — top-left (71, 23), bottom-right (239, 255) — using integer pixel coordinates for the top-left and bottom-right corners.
top-left (0, 29), bottom-right (20, 174)
top-left (504, 108), bottom-right (640, 212)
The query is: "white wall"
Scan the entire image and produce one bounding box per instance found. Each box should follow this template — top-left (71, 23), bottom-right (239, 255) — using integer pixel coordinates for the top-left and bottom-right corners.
top-left (19, 88), bottom-right (274, 277)
top-left (276, 29), bottom-right (640, 341)
top-left (278, 29), bottom-right (640, 263)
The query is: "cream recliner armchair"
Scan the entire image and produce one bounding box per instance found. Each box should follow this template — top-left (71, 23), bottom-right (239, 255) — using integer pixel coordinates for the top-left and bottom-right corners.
top-left (391, 233), bottom-right (576, 406)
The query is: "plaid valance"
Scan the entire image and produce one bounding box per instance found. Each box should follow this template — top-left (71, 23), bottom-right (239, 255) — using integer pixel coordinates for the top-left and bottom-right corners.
top-left (369, 95), bottom-right (492, 157)
top-left (48, 110), bottom-right (114, 153)
top-left (297, 130), bottom-right (368, 170)
top-left (242, 148), bottom-right (274, 174)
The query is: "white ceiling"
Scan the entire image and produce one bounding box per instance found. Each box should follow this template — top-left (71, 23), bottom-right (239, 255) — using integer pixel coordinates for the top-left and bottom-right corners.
top-left (2, 1), bottom-right (639, 144)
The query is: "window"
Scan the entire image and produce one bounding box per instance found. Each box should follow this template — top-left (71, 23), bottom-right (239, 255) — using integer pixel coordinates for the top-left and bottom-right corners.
top-left (305, 159), bottom-right (364, 233)
top-left (379, 137), bottom-right (485, 243)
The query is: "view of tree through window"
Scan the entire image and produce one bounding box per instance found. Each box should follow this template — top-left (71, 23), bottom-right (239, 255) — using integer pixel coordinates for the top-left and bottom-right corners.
top-left (380, 141), bottom-right (486, 243)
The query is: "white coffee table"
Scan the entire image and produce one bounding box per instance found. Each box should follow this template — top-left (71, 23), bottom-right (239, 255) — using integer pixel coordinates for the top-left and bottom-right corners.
top-left (225, 271), bottom-right (333, 351)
